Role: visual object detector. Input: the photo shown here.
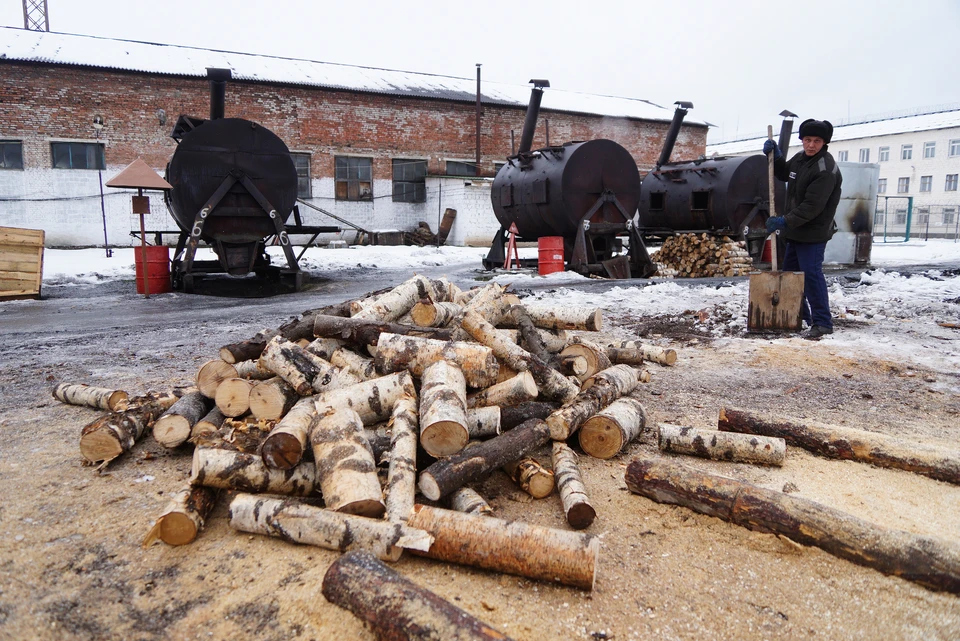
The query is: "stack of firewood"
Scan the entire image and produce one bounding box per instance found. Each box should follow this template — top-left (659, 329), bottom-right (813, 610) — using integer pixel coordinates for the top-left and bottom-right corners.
top-left (404, 221), bottom-right (438, 246)
top-left (654, 233), bottom-right (755, 278)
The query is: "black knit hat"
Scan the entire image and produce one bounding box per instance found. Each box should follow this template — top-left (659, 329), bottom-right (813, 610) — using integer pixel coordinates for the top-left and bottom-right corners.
top-left (798, 119), bottom-right (833, 143)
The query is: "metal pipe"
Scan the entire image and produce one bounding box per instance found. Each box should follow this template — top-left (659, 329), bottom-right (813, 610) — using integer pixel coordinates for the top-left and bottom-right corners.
top-left (510, 130), bottom-right (515, 155)
top-left (476, 64), bottom-right (482, 175)
top-left (778, 110), bottom-right (797, 160)
top-left (517, 79), bottom-right (550, 155)
top-left (545, 119), bottom-right (550, 147)
top-left (656, 101), bottom-right (694, 169)
top-left (206, 67), bottom-right (232, 120)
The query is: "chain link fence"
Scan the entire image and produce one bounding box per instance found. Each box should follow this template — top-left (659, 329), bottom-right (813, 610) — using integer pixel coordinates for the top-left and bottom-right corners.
top-left (873, 196), bottom-right (960, 242)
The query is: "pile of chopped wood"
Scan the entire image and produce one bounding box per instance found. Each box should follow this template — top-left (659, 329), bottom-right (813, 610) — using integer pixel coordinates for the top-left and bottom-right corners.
top-left (404, 221), bottom-right (438, 246)
top-left (654, 233), bottom-right (755, 278)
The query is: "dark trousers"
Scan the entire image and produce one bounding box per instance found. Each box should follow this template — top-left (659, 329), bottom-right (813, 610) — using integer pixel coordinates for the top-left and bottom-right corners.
top-left (781, 240), bottom-right (832, 329)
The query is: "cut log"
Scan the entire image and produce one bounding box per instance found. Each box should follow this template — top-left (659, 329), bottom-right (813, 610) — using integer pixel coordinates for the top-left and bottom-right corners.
top-left (560, 338), bottom-right (612, 382)
top-left (718, 407), bottom-right (960, 484)
top-left (196, 360), bottom-right (238, 398)
top-left (219, 329), bottom-right (278, 365)
top-left (322, 550), bottom-right (513, 640)
top-left (248, 377), bottom-right (299, 421)
top-left (329, 347), bottom-right (378, 381)
top-left (191, 406), bottom-right (226, 440)
top-left (304, 337), bottom-right (347, 361)
top-left (219, 416), bottom-right (275, 454)
top-left (500, 401), bottom-right (561, 431)
top-left (312, 371), bottom-right (417, 425)
top-left (466, 371), bottom-right (538, 409)
top-left (191, 447), bottom-right (317, 495)
top-left (385, 395), bottom-right (419, 523)
top-left (579, 396), bottom-right (647, 459)
top-left (500, 304), bottom-right (602, 331)
top-left (230, 496), bottom-right (432, 563)
top-left (418, 418), bottom-right (551, 501)
top-left (448, 282), bottom-right (511, 342)
top-left (374, 332), bottom-right (499, 389)
top-left (351, 274), bottom-right (437, 322)
top-left (259, 336), bottom-right (327, 395)
top-left (608, 341), bottom-right (677, 366)
top-left (260, 397), bottom-right (317, 469)
top-left (142, 485), bottom-right (217, 547)
top-left (659, 424), bottom-right (786, 466)
top-left (310, 407), bottom-right (385, 517)
top-left (552, 442), bottom-right (596, 529)
top-left (559, 355), bottom-right (588, 378)
top-left (503, 457), bottom-right (554, 499)
top-left (465, 406), bottom-right (501, 439)
top-left (419, 361), bottom-right (469, 458)
top-left (411, 300), bottom-right (462, 327)
top-left (153, 391), bottom-right (211, 449)
top-left (363, 427), bottom-right (394, 464)
top-left (407, 505), bottom-right (600, 590)
top-left (547, 364), bottom-right (640, 441)
top-left (448, 487), bottom-right (493, 516)
top-left (213, 377), bottom-right (255, 418)
top-left (79, 392), bottom-right (179, 465)
top-left (233, 358), bottom-right (274, 380)
top-left (507, 304), bottom-right (558, 369)
top-left (53, 383), bottom-right (128, 411)
top-left (625, 457), bottom-right (960, 594)
top-left (494, 362), bottom-right (520, 385)
top-left (313, 313), bottom-right (453, 347)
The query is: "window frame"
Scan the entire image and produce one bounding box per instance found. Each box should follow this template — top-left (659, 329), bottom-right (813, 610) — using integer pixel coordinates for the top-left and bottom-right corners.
top-left (877, 178), bottom-right (887, 194)
top-left (946, 174), bottom-right (959, 192)
top-left (915, 207), bottom-right (929, 224)
top-left (290, 152), bottom-right (312, 199)
top-left (0, 140), bottom-right (24, 170)
top-left (944, 208), bottom-right (957, 225)
top-left (859, 148), bottom-right (870, 163)
top-left (446, 160), bottom-right (478, 177)
top-left (900, 144), bottom-right (913, 161)
top-left (878, 146), bottom-right (890, 162)
top-left (950, 139), bottom-right (960, 157)
top-left (919, 175), bottom-right (933, 193)
top-left (392, 158), bottom-right (427, 203)
top-left (897, 177), bottom-right (910, 193)
top-left (50, 141), bottom-right (105, 170)
top-left (836, 150), bottom-right (848, 162)
top-left (334, 156), bottom-right (373, 202)
top-left (923, 141), bottom-right (936, 159)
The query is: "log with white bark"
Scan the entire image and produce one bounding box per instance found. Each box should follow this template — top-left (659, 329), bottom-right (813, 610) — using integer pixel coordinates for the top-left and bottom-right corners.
top-left (142, 485), bottom-right (217, 547)
top-left (329, 347), bottom-right (378, 381)
top-left (191, 406), bottom-right (226, 440)
top-left (449, 283), bottom-right (512, 342)
top-left (259, 336), bottom-right (327, 395)
top-left (559, 355), bottom-right (588, 378)
top-left (384, 395), bottom-right (418, 523)
top-left (213, 377), bottom-right (255, 418)
top-left (312, 371), bottom-right (417, 425)
top-left (196, 360), bottom-right (238, 398)
top-left (718, 407), bottom-right (960, 484)
top-left (313, 314), bottom-right (453, 347)
top-left (374, 332), bottom-right (499, 389)
top-left (322, 550), bottom-right (513, 640)
top-left (407, 505), bottom-right (600, 590)
top-left (607, 340), bottom-right (677, 366)
top-left (153, 391), bottom-right (211, 449)
top-left (230, 495), bottom-right (432, 563)
top-left (465, 406), bottom-right (501, 439)
top-left (560, 338), bottom-right (612, 382)
top-left (659, 424), bottom-right (786, 466)
top-left (233, 359), bottom-right (274, 380)
top-left (499, 304), bottom-right (602, 331)
top-left (79, 392), bottom-right (180, 465)
top-left (466, 371), bottom-right (538, 409)
top-left (310, 407), bottom-right (385, 517)
top-left (494, 361), bottom-right (520, 385)
top-left (579, 396), bottom-right (647, 459)
top-left (248, 377), bottom-right (299, 421)
top-left (53, 383), bottom-right (129, 412)
top-left (503, 457), bottom-right (554, 499)
top-left (259, 397), bottom-right (317, 469)
top-left (547, 364), bottom-right (640, 441)
top-left (191, 447), bottom-right (317, 495)
top-left (410, 300), bottom-right (462, 327)
top-left (460, 310), bottom-right (579, 403)
top-left (351, 274), bottom-right (438, 322)
top-left (419, 361), bottom-right (469, 458)
top-left (552, 442), bottom-right (596, 529)
top-left (418, 418), bottom-right (551, 501)
top-left (625, 457), bottom-right (960, 594)
top-left (448, 487), bottom-right (494, 516)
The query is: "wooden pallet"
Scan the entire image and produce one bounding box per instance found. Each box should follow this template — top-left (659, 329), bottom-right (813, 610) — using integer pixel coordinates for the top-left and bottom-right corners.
top-left (0, 226), bottom-right (44, 301)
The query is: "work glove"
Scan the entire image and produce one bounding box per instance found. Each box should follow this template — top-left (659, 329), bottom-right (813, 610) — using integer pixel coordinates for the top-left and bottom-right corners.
top-left (765, 216), bottom-right (786, 233)
top-left (763, 139), bottom-right (782, 159)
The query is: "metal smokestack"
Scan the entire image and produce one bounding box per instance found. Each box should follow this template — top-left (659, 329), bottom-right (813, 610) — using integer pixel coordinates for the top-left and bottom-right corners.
top-left (517, 79), bottom-right (550, 155)
top-left (206, 67), bottom-right (232, 121)
top-left (656, 101), bottom-right (694, 169)
top-left (778, 110), bottom-right (798, 159)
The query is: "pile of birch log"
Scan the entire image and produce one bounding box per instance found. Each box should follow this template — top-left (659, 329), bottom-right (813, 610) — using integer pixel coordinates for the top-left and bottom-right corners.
top-left (654, 233), bottom-right (755, 278)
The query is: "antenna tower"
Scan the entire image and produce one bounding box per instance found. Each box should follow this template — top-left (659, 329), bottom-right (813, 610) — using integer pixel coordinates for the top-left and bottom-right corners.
top-left (22, 0), bottom-right (49, 31)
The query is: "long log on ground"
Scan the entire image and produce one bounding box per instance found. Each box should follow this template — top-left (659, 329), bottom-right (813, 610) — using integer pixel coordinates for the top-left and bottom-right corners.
top-left (625, 457), bottom-right (960, 593)
top-left (499, 304), bottom-right (602, 331)
top-left (608, 341), bottom-right (677, 366)
top-left (313, 313), bottom-right (452, 346)
top-left (191, 406), bottom-right (226, 440)
top-left (419, 361), bottom-right (469, 458)
top-left (718, 407), bottom-right (960, 484)
top-left (53, 383), bottom-right (128, 411)
top-left (418, 418), bottom-right (551, 501)
top-left (448, 487), bottom-right (494, 516)
top-left (659, 424), bottom-right (786, 466)
top-left (465, 406), bottom-right (501, 439)
top-left (196, 360), bottom-right (238, 398)
top-left (214, 377), bottom-right (255, 418)
top-left (385, 395), bottom-right (418, 522)
top-left (560, 338), bottom-right (612, 382)
top-left (192, 447), bottom-right (317, 495)
top-left (374, 332), bottom-right (499, 389)
top-left (500, 401), bottom-right (560, 431)
top-left (547, 364), bottom-right (639, 441)
top-left (260, 397), bottom-right (317, 469)
top-left (407, 505), bottom-right (600, 590)
top-left (79, 391), bottom-right (180, 465)
top-left (310, 407), bottom-right (385, 517)
top-left (503, 457), bottom-right (554, 499)
top-left (322, 550), bottom-right (514, 640)
top-left (230, 496), bottom-right (432, 562)
top-left (579, 396), bottom-right (647, 459)
top-left (153, 391), bottom-right (211, 449)
top-left (142, 485), bottom-right (217, 547)
top-left (249, 377), bottom-right (299, 421)
top-left (552, 442), bottom-right (596, 529)
top-left (466, 371), bottom-right (538, 409)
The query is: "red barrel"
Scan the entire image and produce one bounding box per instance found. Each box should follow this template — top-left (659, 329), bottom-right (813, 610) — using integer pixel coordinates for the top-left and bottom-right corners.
top-left (135, 245), bottom-right (171, 294)
top-left (537, 237), bottom-right (565, 275)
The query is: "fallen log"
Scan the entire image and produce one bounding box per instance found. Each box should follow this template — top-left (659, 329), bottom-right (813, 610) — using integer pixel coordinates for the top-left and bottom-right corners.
top-left (503, 456), bottom-right (554, 499)
top-left (192, 447), bottom-right (317, 495)
top-left (248, 377), bottom-right (299, 421)
top-left (329, 348), bottom-right (378, 381)
top-left (507, 304), bottom-right (556, 368)
top-left (659, 424), bottom-right (786, 466)
top-left (411, 300), bottom-right (462, 327)
top-left (313, 371), bottom-right (417, 424)
top-left (351, 274), bottom-right (443, 322)
top-left (419, 361), bottom-right (469, 458)
top-left (579, 396), bottom-right (647, 459)
top-left (384, 395), bottom-right (418, 523)
top-left (322, 550), bottom-right (513, 640)
top-left (608, 341), bottom-right (677, 366)
top-left (552, 442), bottom-right (596, 529)
top-left (233, 359), bottom-right (274, 380)
top-left (374, 332), bottom-right (499, 389)
top-left (418, 418), bottom-right (551, 501)
top-left (499, 304), bottom-right (602, 331)
top-left (313, 313), bottom-right (452, 346)
top-left (213, 377), bottom-right (255, 418)
top-left (559, 355), bottom-right (588, 378)
top-left (230, 496), bottom-right (432, 562)
top-left (560, 337), bottom-right (612, 382)
top-left (718, 407), bottom-right (960, 484)
top-left (625, 457), bottom-right (960, 594)
top-left (153, 391), bottom-right (211, 449)
top-left (259, 336), bottom-right (327, 395)
top-left (53, 383), bottom-right (128, 412)
top-left (547, 364), bottom-right (639, 441)
top-left (310, 407), bottom-right (385, 517)
top-left (407, 505), bottom-right (600, 590)
top-left (448, 487), bottom-right (494, 516)
top-left (78, 391), bottom-right (180, 465)
top-left (142, 484), bottom-right (217, 547)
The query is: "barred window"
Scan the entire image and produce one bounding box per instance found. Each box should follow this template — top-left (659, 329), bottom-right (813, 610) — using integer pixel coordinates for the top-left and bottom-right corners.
top-left (335, 156), bottom-right (372, 201)
top-left (0, 141), bottom-right (23, 169)
top-left (51, 142), bottom-right (105, 169)
top-left (392, 159), bottom-right (427, 203)
top-left (291, 153), bottom-right (312, 199)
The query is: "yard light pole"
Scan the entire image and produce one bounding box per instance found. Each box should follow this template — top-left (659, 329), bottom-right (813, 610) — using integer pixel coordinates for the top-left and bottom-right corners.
top-left (94, 115), bottom-right (112, 258)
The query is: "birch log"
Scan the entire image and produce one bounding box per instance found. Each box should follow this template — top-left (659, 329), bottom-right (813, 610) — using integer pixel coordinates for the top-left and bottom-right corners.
top-left (466, 371), bottom-right (538, 409)
top-left (411, 300), bottom-right (462, 327)
top-left (304, 337), bottom-right (346, 360)
top-left (465, 406), bottom-right (501, 439)
top-left (608, 341), bottom-right (677, 366)
top-left (448, 487), bottom-right (494, 516)
top-left (196, 360), bottom-right (238, 398)
top-left (419, 361), bottom-right (469, 457)
top-left (313, 314), bottom-right (452, 347)
top-left (312, 371), bottom-right (417, 425)
top-left (53, 383), bottom-right (128, 411)
top-left (192, 447), bottom-right (317, 495)
top-left (142, 485), bottom-right (217, 547)
top-left (718, 407), bottom-right (960, 484)
top-left (559, 355), bottom-right (588, 378)
top-left (329, 348), bottom-right (378, 381)
top-left (260, 397), bottom-right (317, 469)
top-left (503, 457), bottom-right (555, 499)
top-left (230, 496), bottom-right (432, 562)
top-left (579, 397), bottom-right (647, 459)
top-left (153, 391), bottom-right (211, 449)
top-left (407, 505), bottom-right (600, 590)
top-left (625, 457), bottom-right (960, 594)
top-left (499, 304), bottom-right (602, 331)
top-left (249, 377), bottom-right (299, 421)
top-left (385, 395), bottom-right (419, 523)
top-left (374, 332), bottom-right (499, 389)
top-left (351, 274), bottom-right (436, 322)
top-left (547, 365), bottom-right (640, 441)
top-left (501, 401), bottom-right (561, 431)
top-left (449, 282), bottom-right (512, 341)
top-left (234, 359), bottom-right (274, 380)
top-left (560, 338), bottom-right (612, 382)
top-left (213, 377), bottom-right (255, 418)
top-left (79, 392), bottom-right (179, 465)
top-left (552, 442), bottom-right (596, 529)
top-left (310, 407), bottom-right (385, 517)
top-left (191, 406), bottom-right (226, 440)
top-left (259, 336), bottom-right (327, 395)
top-left (659, 424), bottom-right (786, 466)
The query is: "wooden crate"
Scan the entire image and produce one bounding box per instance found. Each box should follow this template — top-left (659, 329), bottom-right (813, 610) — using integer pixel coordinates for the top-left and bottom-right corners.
top-left (0, 226), bottom-right (45, 301)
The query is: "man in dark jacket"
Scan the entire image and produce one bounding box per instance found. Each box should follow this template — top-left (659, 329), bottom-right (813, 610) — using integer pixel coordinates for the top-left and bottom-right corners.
top-left (763, 118), bottom-right (843, 340)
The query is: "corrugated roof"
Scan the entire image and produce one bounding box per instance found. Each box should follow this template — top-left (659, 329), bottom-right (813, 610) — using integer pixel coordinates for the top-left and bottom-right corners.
top-left (707, 110), bottom-right (960, 156)
top-left (0, 27), bottom-right (707, 126)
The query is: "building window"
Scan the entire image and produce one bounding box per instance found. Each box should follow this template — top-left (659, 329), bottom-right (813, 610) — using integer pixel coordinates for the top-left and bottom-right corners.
top-left (944, 208), bottom-right (956, 225)
top-left (392, 159), bottom-right (427, 203)
top-left (494, 162), bottom-right (506, 173)
top-left (916, 207), bottom-right (929, 224)
top-left (923, 142), bottom-right (935, 159)
top-left (895, 209), bottom-right (907, 225)
top-left (950, 139), bottom-right (960, 157)
top-left (446, 160), bottom-right (477, 177)
top-left (901, 144), bottom-right (912, 161)
top-left (51, 142), bottom-right (105, 170)
top-left (946, 174), bottom-right (958, 192)
top-left (836, 150), bottom-right (848, 162)
top-left (874, 212), bottom-right (885, 226)
top-left (0, 141), bottom-right (23, 169)
top-left (897, 177), bottom-right (910, 193)
top-left (919, 175), bottom-right (932, 192)
top-left (335, 156), bottom-right (372, 201)
top-left (859, 148), bottom-right (870, 163)
top-left (878, 146), bottom-right (890, 162)
top-left (291, 153), bottom-right (312, 199)
top-left (877, 178), bottom-right (887, 194)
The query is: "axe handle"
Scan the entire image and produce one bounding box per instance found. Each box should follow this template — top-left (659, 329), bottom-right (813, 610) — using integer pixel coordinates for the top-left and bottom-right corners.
top-left (767, 125), bottom-right (779, 272)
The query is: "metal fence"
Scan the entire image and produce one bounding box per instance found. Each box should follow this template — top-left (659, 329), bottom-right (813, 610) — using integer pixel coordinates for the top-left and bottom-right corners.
top-left (873, 196), bottom-right (960, 241)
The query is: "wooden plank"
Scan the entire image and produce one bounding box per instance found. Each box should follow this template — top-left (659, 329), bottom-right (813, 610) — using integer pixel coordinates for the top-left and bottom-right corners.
top-left (0, 259), bottom-right (41, 274)
top-left (747, 272), bottom-right (804, 332)
top-left (0, 227), bottom-right (44, 300)
top-left (0, 228), bottom-right (44, 245)
top-left (0, 243), bottom-right (43, 258)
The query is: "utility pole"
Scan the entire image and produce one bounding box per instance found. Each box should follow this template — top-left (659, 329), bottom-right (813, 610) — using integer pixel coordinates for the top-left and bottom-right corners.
top-left (22, 0), bottom-right (49, 31)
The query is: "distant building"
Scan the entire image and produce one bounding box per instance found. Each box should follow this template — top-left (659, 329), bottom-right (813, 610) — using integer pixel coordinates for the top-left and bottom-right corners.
top-left (0, 27), bottom-right (707, 248)
top-left (708, 107), bottom-right (960, 239)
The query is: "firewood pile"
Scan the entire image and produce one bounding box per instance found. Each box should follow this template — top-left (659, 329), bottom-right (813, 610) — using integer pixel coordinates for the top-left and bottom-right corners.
top-left (654, 233), bottom-right (755, 278)
top-left (404, 221), bottom-right (438, 246)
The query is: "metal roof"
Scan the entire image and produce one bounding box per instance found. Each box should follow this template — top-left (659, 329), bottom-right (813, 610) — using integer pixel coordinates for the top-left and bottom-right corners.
top-left (0, 26), bottom-right (707, 126)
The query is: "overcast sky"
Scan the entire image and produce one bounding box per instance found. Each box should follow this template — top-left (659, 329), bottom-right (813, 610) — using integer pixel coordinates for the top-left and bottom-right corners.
top-left (2, 0), bottom-right (957, 143)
